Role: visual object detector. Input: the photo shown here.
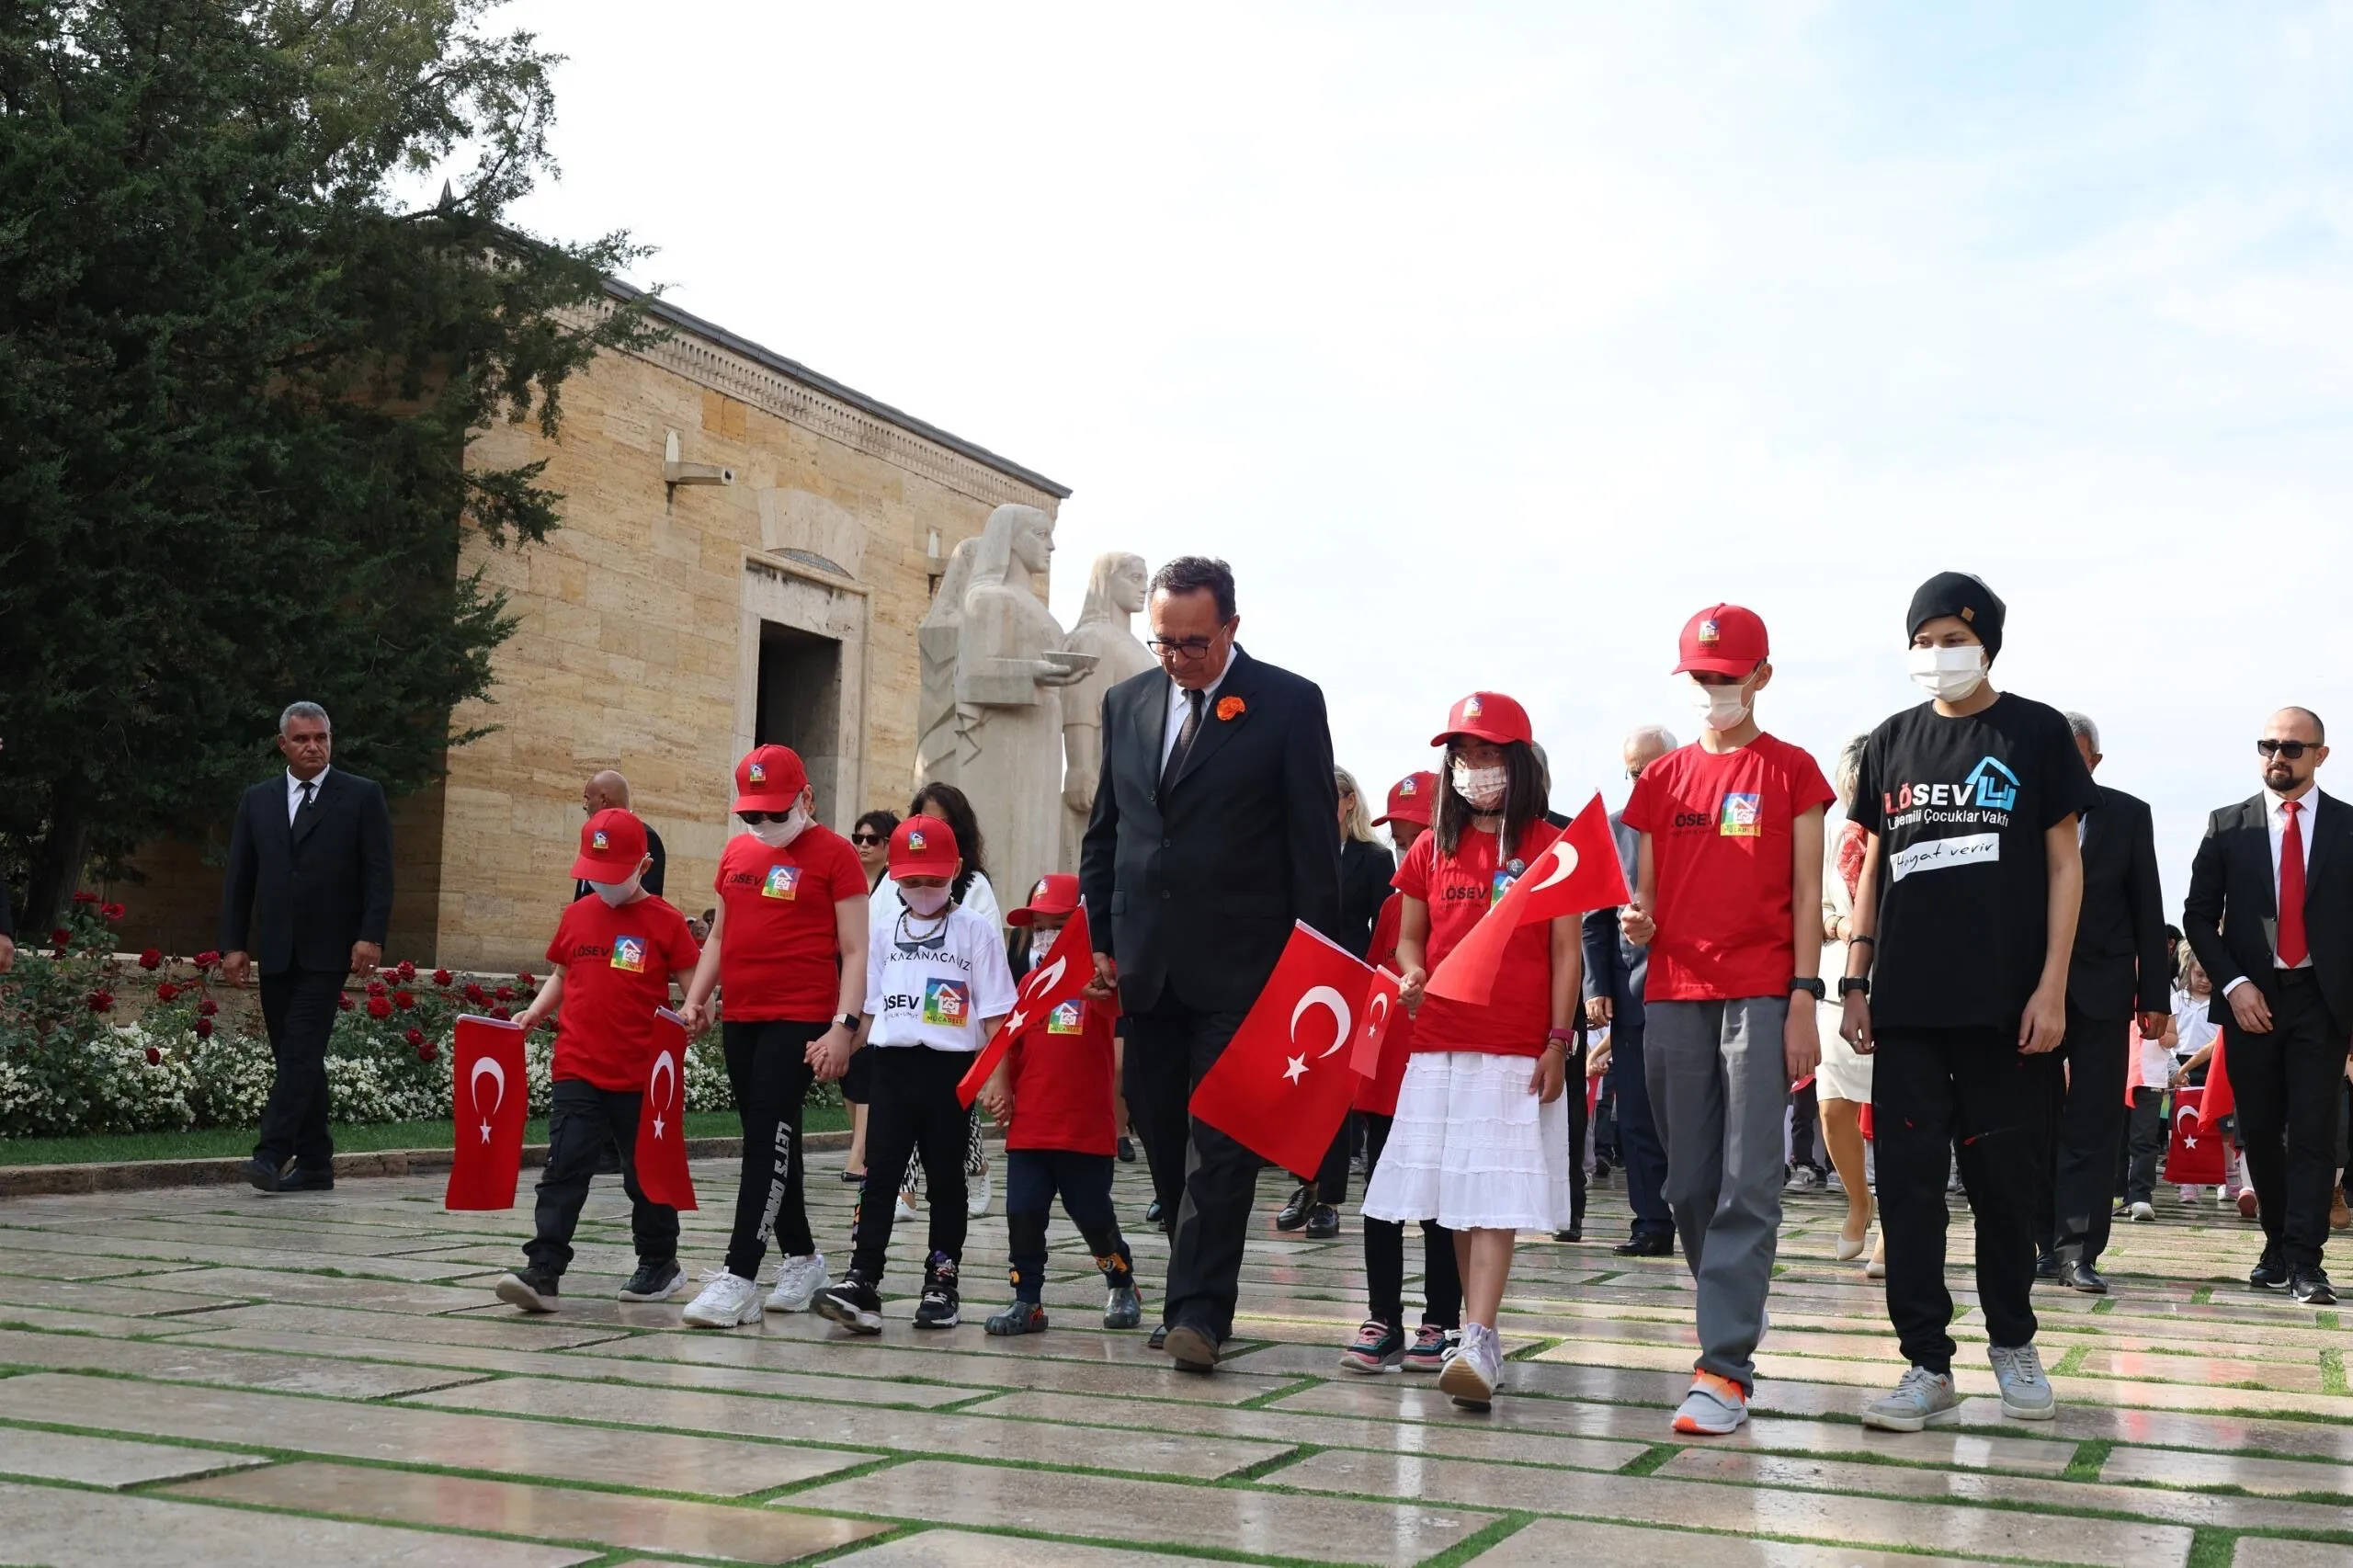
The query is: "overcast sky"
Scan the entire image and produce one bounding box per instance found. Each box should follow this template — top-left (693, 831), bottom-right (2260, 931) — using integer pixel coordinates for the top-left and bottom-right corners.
top-left (484, 1), bottom-right (2352, 916)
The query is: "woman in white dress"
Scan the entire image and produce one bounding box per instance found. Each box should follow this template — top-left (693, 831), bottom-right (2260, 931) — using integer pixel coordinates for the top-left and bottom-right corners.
top-left (1817, 734), bottom-right (1884, 1276)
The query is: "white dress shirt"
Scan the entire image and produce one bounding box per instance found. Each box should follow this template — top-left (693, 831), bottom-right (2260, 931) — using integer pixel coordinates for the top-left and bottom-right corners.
top-left (284, 762), bottom-right (331, 824)
top-left (2222, 787), bottom-right (2319, 994)
top-left (1160, 662), bottom-right (1232, 773)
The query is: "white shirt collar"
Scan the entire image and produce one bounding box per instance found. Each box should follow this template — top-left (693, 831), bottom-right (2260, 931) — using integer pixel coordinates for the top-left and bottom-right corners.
top-left (2267, 786), bottom-right (2317, 821)
top-left (1170, 658), bottom-right (1232, 707)
top-left (287, 766), bottom-right (330, 799)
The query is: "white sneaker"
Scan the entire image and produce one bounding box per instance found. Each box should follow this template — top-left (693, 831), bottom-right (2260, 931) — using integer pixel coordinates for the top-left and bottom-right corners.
top-left (967, 1170), bottom-right (993, 1219)
top-left (2129, 1200), bottom-right (2155, 1222)
top-left (894, 1191), bottom-right (918, 1223)
top-left (681, 1268), bottom-right (763, 1329)
top-left (767, 1253), bottom-right (830, 1312)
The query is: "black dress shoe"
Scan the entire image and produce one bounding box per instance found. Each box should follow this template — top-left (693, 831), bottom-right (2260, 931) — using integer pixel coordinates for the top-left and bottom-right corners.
top-left (1553, 1226), bottom-right (1584, 1243)
top-left (1275, 1184), bottom-right (1313, 1232)
top-left (2059, 1259), bottom-right (2108, 1295)
top-left (2291, 1269), bottom-right (2338, 1306)
top-left (2250, 1247), bottom-right (2290, 1290)
top-left (1303, 1204), bottom-right (1340, 1240)
top-left (1144, 1199), bottom-right (1165, 1225)
top-left (2033, 1252), bottom-right (2060, 1281)
top-left (1162, 1321), bottom-right (1221, 1372)
top-left (287, 1169), bottom-right (335, 1192)
top-left (244, 1157), bottom-right (283, 1194)
top-left (1117, 1137), bottom-right (1137, 1164)
top-left (1613, 1232), bottom-right (1672, 1258)
top-left (1147, 1324), bottom-right (1169, 1350)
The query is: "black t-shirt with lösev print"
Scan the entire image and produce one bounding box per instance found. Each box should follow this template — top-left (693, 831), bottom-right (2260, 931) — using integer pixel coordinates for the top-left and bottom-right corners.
top-left (1849, 692), bottom-right (2097, 1029)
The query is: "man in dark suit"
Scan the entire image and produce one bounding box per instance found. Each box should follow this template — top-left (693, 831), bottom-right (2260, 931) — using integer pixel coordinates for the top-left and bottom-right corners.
top-left (2034, 712), bottom-right (2170, 1293)
top-left (2184, 706), bottom-right (2353, 1304)
top-left (1080, 556), bottom-right (1341, 1371)
top-left (1584, 725), bottom-right (1677, 1257)
top-left (220, 702), bottom-right (395, 1194)
top-left (573, 770), bottom-right (665, 901)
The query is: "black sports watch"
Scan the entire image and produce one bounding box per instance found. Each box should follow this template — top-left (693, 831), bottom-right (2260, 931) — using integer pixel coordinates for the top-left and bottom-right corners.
top-left (833, 1013), bottom-right (861, 1032)
top-left (1837, 977), bottom-right (1871, 999)
top-left (1789, 977), bottom-right (1826, 1001)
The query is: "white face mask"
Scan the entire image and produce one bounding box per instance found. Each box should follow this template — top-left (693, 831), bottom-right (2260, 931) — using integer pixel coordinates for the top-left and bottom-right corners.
top-left (1450, 761), bottom-right (1508, 812)
top-left (588, 874), bottom-right (641, 907)
top-left (746, 805), bottom-right (811, 849)
top-left (1687, 679), bottom-right (1752, 733)
top-left (1910, 645), bottom-right (1988, 703)
top-left (902, 883), bottom-right (952, 917)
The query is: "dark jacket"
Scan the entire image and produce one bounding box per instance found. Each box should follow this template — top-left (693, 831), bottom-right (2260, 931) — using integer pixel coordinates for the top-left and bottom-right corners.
top-left (1582, 811), bottom-right (1649, 1028)
top-left (2183, 790), bottom-right (2353, 1040)
top-left (1336, 836), bottom-right (1394, 961)
top-left (218, 768), bottom-right (395, 975)
top-left (2069, 783), bottom-right (2171, 1018)
top-left (574, 824), bottom-right (666, 903)
top-left (1079, 646), bottom-right (1343, 1015)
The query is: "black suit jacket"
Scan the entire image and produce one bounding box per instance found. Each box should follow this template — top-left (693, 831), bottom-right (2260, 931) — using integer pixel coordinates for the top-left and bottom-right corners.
top-left (574, 824), bottom-right (666, 903)
top-left (2068, 783), bottom-right (2171, 1018)
top-left (218, 768), bottom-right (395, 976)
top-left (1079, 646), bottom-right (1343, 1015)
top-left (2183, 790), bottom-right (2353, 1040)
top-left (1582, 812), bottom-right (1649, 1028)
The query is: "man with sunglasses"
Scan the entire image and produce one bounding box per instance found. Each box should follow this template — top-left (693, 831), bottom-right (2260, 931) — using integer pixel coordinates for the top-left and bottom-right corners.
top-left (2184, 709), bottom-right (2353, 1305)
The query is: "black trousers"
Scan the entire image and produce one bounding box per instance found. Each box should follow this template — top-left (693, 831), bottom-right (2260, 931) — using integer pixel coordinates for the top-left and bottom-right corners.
top-left (256, 967), bottom-right (345, 1173)
top-left (720, 1018), bottom-right (822, 1280)
top-left (1875, 1026), bottom-right (2060, 1372)
top-left (1128, 986), bottom-right (1256, 1341)
top-left (2228, 972), bottom-right (2350, 1272)
top-left (2122, 1088), bottom-right (2165, 1205)
top-left (1005, 1148), bottom-right (1133, 1303)
top-left (1125, 1028), bottom-right (1187, 1221)
top-left (1312, 1114), bottom-right (1354, 1205)
top-left (850, 1047), bottom-right (971, 1283)
top-left (2035, 1008), bottom-right (2131, 1267)
top-left (1789, 1079), bottom-right (1822, 1172)
top-left (1611, 1022), bottom-right (1674, 1240)
top-left (525, 1080), bottom-right (679, 1277)
top-left (1566, 1045), bottom-right (1588, 1230)
top-left (1361, 1113), bottom-right (1461, 1329)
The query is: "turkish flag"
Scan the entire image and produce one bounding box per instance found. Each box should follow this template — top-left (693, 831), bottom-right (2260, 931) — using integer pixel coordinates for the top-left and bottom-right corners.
top-left (633, 1008), bottom-right (699, 1210)
top-left (959, 904), bottom-right (1094, 1108)
top-left (1427, 793), bottom-right (1630, 1006)
top-left (2167, 1085), bottom-right (2225, 1186)
top-left (446, 1015), bottom-right (529, 1210)
top-left (2197, 1031), bottom-right (2236, 1131)
top-left (1350, 968), bottom-right (1403, 1078)
top-left (1190, 923), bottom-right (1374, 1181)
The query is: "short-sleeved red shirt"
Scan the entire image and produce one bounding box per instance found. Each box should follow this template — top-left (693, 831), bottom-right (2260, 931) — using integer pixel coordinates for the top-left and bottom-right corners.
top-left (1394, 820), bottom-right (1560, 1057)
top-left (1620, 734), bottom-right (1836, 1002)
top-left (1354, 891), bottom-right (1415, 1115)
top-left (713, 827), bottom-right (867, 1021)
top-left (545, 894), bottom-right (702, 1089)
top-left (1006, 996), bottom-right (1119, 1155)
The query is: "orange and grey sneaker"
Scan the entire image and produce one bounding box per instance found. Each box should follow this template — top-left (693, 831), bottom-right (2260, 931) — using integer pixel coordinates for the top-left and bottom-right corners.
top-left (1672, 1369), bottom-right (1749, 1435)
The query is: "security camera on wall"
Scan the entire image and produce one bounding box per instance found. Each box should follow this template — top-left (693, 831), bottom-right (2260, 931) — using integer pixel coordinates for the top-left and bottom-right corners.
top-left (664, 429), bottom-right (733, 486)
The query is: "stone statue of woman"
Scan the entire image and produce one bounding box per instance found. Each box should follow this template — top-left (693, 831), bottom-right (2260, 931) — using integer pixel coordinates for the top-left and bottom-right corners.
top-left (1060, 551), bottom-right (1154, 867)
top-left (914, 537), bottom-right (980, 790)
top-left (953, 505), bottom-right (1089, 912)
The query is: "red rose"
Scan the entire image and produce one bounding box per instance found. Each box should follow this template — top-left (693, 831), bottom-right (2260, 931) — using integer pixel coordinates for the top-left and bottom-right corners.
top-left (404, 1027), bottom-right (426, 1046)
top-left (396, 960), bottom-right (416, 981)
top-left (490, 1006), bottom-right (512, 1021)
top-left (464, 983), bottom-right (488, 1005)
top-left (86, 991), bottom-right (113, 1013)
top-left (416, 1040), bottom-right (439, 1063)
top-left (102, 903), bottom-right (124, 922)
top-left (50, 927), bottom-right (70, 947)
top-left (433, 969), bottom-right (454, 987)
top-left (393, 990), bottom-right (415, 1010)
top-left (494, 985), bottom-right (515, 1002)
top-left (366, 979), bottom-right (387, 997)
top-left (144, 1046), bottom-right (162, 1065)
top-left (195, 1017), bottom-right (215, 1040)
top-left (366, 995), bottom-right (392, 1020)
top-left (138, 949), bottom-right (163, 970)
top-left (72, 890), bottom-right (98, 904)
top-left (155, 982), bottom-right (179, 1003)
top-left (197, 999), bottom-right (219, 1017)
top-left (338, 994), bottom-right (355, 1012)
top-left (517, 972), bottom-right (537, 988)
top-left (194, 949), bottom-right (221, 969)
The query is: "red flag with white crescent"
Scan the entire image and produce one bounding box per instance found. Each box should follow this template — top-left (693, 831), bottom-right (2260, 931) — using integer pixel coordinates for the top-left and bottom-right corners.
top-left (1427, 793), bottom-right (1629, 1006)
top-left (2166, 1085), bottom-right (2225, 1187)
top-left (446, 1015), bottom-right (529, 1210)
top-left (1189, 922), bottom-right (1376, 1181)
top-left (633, 1008), bottom-right (699, 1210)
top-left (959, 904), bottom-right (1093, 1108)
top-left (1350, 968), bottom-right (1402, 1079)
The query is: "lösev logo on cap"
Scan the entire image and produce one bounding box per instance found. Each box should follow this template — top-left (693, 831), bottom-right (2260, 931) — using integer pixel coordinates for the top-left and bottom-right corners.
top-left (907, 829), bottom-right (926, 852)
top-left (1699, 619), bottom-right (1721, 645)
top-left (748, 762), bottom-right (767, 784)
top-left (1397, 777), bottom-right (1417, 795)
top-left (1463, 697), bottom-right (1483, 718)
top-left (591, 830), bottom-right (608, 852)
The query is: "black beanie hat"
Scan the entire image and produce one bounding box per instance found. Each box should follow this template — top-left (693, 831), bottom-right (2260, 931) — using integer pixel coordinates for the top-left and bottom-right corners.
top-left (1906, 572), bottom-right (2005, 661)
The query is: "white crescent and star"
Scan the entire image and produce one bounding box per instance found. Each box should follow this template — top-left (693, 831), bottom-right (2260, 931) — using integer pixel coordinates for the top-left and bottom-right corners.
top-left (649, 1050), bottom-right (677, 1141)
top-left (470, 1057), bottom-right (506, 1144)
top-left (1529, 840), bottom-right (1581, 892)
top-left (1281, 985), bottom-right (1353, 1085)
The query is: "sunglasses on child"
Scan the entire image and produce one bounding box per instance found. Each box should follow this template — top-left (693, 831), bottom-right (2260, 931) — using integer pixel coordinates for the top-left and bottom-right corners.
top-left (2257, 740), bottom-right (2315, 759)
top-left (740, 811), bottom-right (795, 824)
top-left (851, 831), bottom-right (884, 846)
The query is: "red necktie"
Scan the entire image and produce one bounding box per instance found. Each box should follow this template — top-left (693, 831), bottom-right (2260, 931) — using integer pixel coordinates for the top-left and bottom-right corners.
top-left (2279, 800), bottom-right (2309, 968)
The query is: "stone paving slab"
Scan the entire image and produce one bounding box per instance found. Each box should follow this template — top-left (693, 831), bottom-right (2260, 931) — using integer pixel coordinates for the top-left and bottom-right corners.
top-left (169, 1460), bottom-right (890, 1561)
top-left (822, 1531), bottom-right (1245, 1565)
top-left (0, 1326), bottom-right (493, 1398)
top-left (1463, 1517), bottom-right (2018, 1568)
top-left (0, 1274), bottom-right (242, 1316)
top-left (164, 1300), bottom-right (635, 1348)
top-left (114, 1266), bottom-right (495, 1313)
top-left (0, 1426), bottom-right (268, 1487)
top-left (786, 1457), bottom-right (1499, 1566)
top-left (2235, 1543), bottom-right (2353, 1568)
top-left (0, 1477), bottom-right (597, 1565)
top-left (2101, 1445), bottom-right (2353, 1497)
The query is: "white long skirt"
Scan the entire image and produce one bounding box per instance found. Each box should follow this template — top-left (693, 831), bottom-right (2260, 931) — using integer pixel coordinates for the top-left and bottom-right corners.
top-left (1813, 999), bottom-right (1873, 1104)
top-left (1362, 1050), bottom-right (1572, 1233)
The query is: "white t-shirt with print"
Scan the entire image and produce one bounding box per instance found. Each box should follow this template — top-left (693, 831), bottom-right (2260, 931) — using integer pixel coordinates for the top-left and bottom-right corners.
top-left (864, 902), bottom-right (1017, 1052)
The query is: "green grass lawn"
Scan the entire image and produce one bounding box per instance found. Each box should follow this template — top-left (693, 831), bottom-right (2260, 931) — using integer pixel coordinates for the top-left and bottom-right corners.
top-left (0, 1104), bottom-right (848, 1166)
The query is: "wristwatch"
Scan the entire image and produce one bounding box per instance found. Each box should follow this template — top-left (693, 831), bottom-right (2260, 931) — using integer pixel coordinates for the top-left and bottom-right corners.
top-left (834, 1013), bottom-right (861, 1032)
top-left (1788, 978), bottom-right (1826, 1001)
top-left (1837, 977), bottom-right (1870, 999)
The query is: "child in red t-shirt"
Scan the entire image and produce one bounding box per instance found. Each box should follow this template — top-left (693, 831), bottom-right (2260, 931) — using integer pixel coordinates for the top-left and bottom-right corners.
top-left (494, 809), bottom-right (704, 1314)
top-left (977, 875), bottom-right (1144, 1335)
top-left (1361, 695), bottom-right (1583, 1412)
top-left (1620, 605), bottom-right (1834, 1437)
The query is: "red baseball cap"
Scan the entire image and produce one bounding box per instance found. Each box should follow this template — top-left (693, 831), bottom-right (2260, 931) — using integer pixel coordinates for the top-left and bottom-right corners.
top-left (1431, 691), bottom-right (1533, 748)
top-left (890, 815), bottom-right (961, 880)
top-left (1373, 771), bottom-right (1438, 828)
top-left (572, 808), bottom-right (649, 881)
top-left (1674, 605), bottom-right (1769, 677)
top-left (1008, 873), bottom-right (1081, 927)
top-left (732, 744), bottom-right (809, 813)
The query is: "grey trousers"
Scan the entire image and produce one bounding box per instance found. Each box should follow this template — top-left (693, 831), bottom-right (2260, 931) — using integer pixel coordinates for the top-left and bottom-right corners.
top-left (1645, 996), bottom-right (1791, 1393)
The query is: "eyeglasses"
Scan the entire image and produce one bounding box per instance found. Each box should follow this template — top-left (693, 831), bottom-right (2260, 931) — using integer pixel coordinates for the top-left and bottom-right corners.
top-left (1146, 628), bottom-right (1230, 661)
top-left (2257, 740), bottom-right (2315, 759)
top-left (851, 833), bottom-right (884, 846)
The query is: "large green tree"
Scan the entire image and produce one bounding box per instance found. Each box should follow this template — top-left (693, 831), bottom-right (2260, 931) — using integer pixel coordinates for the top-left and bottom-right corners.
top-left (0, 0), bottom-right (658, 926)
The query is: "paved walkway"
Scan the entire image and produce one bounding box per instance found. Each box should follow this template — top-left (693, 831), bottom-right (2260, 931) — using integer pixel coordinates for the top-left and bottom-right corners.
top-left (1, 1157), bottom-right (2349, 1566)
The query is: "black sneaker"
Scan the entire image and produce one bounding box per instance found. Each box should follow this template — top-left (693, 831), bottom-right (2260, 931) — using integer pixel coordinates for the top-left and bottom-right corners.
top-left (2292, 1269), bottom-right (2338, 1306)
top-left (1275, 1184), bottom-right (1313, 1232)
top-left (815, 1275), bottom-right (885, 1335)
top-left (1304, 1204), bottom-right (1340, 1240)
top-left (2251, 1246), bottom-right (2290, 1291)
top-left (244, 1156), bottom-right (283, 1194)
top-left (913, 1254), bottom-right (961, 1329)
top-left (1104, 1279), bottom-right (1143, 1329)
top-left (620, 1258), bottom-right (685, 1301)
top-left (985, 1300), bottom-right (1048, 1335)
top-left (1117, 1137), bottom-right (1137, 1164)
top-left (494, 1267), bottom-right (561, 1313)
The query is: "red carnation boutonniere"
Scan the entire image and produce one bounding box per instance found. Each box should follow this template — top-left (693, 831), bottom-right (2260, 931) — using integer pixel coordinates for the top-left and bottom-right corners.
top-left (1216, 695), bottom-right (1246, 722)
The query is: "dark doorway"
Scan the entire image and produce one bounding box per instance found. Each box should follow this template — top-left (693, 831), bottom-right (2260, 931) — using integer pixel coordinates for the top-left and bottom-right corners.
top-left (756, 622), bottom-right (845, 821)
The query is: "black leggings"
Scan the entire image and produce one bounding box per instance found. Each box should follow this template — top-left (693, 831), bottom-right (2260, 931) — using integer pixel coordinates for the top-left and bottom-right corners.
top-left (720, 1018), bottom-right (821, 1280)
top-left (851, 1047), bottom-right (972, 1282)
top-left (1361, 1113), bottom-right (1461, 1330)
